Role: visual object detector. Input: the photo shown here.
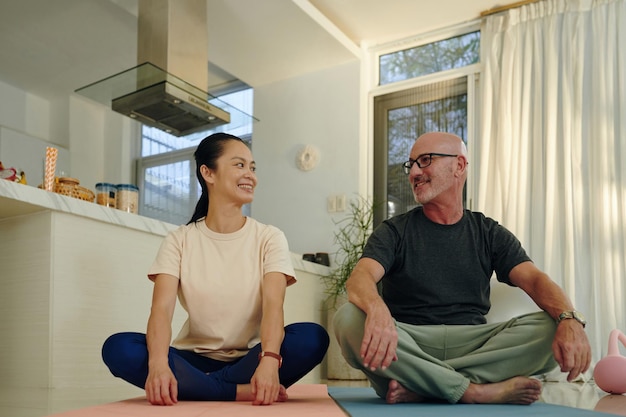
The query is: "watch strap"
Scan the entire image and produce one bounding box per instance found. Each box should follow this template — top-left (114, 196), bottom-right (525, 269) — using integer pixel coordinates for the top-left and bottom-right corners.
top-left (557, 310), bottom-right (586, 328)
top-left (258, 351), bottom-right (282, 367)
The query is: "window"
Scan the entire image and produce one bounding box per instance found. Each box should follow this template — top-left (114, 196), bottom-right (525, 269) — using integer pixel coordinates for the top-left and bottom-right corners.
top-left (137, 88), bottom-right (253, 225)
top-left (373, 30), bottom-right (480, 225)
top-left (379, 31), bottom-right (480, 85)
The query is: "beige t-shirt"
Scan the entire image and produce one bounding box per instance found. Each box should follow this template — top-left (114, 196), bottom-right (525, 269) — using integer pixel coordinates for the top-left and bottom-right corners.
top-left (148, 217), bottom-right (296, 361)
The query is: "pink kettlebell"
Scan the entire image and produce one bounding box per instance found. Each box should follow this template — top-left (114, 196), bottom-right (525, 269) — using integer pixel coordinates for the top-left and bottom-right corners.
top-left (593, 329), bottom-right (626, 394)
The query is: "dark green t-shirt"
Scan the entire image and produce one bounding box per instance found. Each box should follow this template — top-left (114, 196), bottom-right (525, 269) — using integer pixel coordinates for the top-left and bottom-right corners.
top-left (362, 207), bottom-right (531, 325)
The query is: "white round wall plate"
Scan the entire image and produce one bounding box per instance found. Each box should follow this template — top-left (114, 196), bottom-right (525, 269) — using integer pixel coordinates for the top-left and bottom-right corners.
top-left (296, 145), bottom-right (320, 171)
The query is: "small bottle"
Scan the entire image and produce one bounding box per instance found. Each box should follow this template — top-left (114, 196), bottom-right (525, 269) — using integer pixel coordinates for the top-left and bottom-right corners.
top-left (95, 183), bottom-right (117, 208)
top-left (116, 184), bottom-right (139, 214)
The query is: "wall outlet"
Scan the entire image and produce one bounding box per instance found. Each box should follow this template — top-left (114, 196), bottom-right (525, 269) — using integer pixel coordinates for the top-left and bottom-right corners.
top-left (328, 194), bottom-right (346, 213)
top-left (336, 194), bottom-right (346, 211)
top-left (327, 196), bottom-right (337, 212)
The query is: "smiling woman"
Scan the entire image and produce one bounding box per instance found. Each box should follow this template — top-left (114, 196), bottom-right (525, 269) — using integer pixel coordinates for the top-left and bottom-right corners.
top-left (101, 132), bottom-right (330, 405)
top-left (188, 134), bottom-right (257, 225)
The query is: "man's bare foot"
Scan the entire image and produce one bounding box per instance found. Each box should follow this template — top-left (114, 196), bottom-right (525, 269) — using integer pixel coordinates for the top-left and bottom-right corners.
top-left (459, 376), bottom-right (542, 405)
top-left (235, 384), bottom-right (288, 403)
top-left (386, 380), bottom-right (425, 404)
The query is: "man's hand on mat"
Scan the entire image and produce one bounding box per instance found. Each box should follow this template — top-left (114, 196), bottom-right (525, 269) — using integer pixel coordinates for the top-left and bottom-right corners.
top-left (360, 303), bottom-right (398, 371)
top-left (552, 319), bottom-right (592, 382)
top-left (145, 365), bottom-right (178, 405)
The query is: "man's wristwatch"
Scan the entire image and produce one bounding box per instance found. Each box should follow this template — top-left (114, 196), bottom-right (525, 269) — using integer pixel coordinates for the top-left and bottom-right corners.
top-left (556, 310), bottom-right (587, 328)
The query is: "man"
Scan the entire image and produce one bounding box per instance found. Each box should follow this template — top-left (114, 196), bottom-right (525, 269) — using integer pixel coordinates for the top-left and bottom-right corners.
top-left (333, 132), bottom-right (591, 405)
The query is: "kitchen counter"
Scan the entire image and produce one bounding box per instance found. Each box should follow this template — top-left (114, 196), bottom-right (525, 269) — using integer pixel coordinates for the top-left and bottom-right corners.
top-left (0, 179), bottom-right (177, 236)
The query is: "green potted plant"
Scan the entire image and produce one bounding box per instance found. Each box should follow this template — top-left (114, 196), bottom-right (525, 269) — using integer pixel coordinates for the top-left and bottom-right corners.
top-left (322, 195), bottom-right (375, 380)
top-left (322, 195), bottom-right (375, 308)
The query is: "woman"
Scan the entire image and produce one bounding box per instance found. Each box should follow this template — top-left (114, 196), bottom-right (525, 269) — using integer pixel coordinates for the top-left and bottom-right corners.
top-left (102, 133), bottom-right (329, 406)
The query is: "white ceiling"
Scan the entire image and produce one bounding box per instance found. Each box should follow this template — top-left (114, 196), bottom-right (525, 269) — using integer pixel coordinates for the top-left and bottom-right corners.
top-left (0, 0), bottom-right (508, 101)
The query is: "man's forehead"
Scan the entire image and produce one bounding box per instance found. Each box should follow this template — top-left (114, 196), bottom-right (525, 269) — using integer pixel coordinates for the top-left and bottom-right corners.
top-left (412, 137), bottom-right (445, 153)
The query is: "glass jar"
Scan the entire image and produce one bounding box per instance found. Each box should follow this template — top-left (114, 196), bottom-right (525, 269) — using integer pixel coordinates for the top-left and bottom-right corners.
top-left (95, 183), bottom-right (117, 208)
top-left (116, 184), bottom-right (139, 214)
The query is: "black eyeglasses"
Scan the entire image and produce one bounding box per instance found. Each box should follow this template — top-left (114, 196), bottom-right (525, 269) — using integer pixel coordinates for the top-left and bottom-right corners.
top-left (402, 153), bottom-right (458, 174)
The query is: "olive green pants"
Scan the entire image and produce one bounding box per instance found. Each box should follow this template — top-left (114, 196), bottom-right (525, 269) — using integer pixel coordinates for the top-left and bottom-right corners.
top-left (332, 302), bottom-right (558, 403)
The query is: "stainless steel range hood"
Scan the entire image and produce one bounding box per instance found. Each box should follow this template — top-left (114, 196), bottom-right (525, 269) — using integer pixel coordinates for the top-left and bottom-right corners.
top-left (75, 0), bottom-right (254, 136)
top-left (110, 70), bottom-right (231, 136)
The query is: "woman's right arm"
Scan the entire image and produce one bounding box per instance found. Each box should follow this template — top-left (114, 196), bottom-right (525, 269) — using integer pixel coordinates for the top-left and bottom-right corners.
top-left (145, 273), bottom-right (179, 405)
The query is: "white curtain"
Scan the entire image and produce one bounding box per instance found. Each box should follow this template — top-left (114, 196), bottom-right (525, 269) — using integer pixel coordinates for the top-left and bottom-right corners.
top-left (478, 0), bottom-right (626, 366)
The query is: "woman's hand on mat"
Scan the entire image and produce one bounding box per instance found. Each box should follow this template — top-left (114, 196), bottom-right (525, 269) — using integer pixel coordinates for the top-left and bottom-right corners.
top-left (360, 302), bottom-right (398, 371)
top-left (552, 319), bottom-right (592, 382)
top-left (145, 364), bottom-right (178, 405)
top-left (250, 360), bottom-right (282, 405)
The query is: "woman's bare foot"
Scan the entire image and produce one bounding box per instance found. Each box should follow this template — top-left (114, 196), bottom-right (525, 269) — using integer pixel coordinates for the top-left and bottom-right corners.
top-left (276, 385), bottom-right (289, 402)
top-left (386, 380), bottom-right (425, 404)
top-left (235, 384), bottom-right (288, 403)
top-left (459, 376), bottom-right (542, 405)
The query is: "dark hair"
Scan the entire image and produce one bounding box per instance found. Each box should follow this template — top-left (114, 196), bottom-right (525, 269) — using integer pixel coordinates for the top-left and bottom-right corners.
top-left (187, 133), bottom-right (247, 224)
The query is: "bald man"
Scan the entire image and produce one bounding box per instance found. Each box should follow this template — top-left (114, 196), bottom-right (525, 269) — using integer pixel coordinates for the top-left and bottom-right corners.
top-left (333, 132), bottom-right (591, 405)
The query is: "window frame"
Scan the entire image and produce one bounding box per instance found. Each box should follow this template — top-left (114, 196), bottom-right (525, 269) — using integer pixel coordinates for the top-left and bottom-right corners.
top-left (368, 21), bottom-right (481, 90)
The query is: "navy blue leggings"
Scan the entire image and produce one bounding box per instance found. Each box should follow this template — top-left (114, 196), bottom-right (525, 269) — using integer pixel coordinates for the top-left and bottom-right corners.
top-left (102, 322), bottom-right (329, 401)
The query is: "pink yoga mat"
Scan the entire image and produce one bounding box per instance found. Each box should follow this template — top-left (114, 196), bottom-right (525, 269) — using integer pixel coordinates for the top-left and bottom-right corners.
top-left (47, 384), bottom-right (346, 417)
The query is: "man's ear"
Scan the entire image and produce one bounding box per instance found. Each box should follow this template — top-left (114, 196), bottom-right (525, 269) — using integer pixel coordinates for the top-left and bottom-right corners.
top-left (455, 156), bottom-right (468, 177)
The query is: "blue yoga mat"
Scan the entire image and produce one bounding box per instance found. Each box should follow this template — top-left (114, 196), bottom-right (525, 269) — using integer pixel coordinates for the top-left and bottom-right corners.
top-left (328, 387), bottom-right (616, 417)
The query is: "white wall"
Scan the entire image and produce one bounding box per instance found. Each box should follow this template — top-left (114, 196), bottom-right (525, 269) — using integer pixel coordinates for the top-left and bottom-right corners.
top-left (0, 80), bottom-right (51, 142)
top-left (0, 80), bottom-right (71, 185)
top-left (252, 61), bottom-right (361, 256)
top-left (0, 126), bottom-right (70, 187)
top-left (0, 80), bottom-right (137, 191)
top-left (68, 95), bottom-right (138, 190)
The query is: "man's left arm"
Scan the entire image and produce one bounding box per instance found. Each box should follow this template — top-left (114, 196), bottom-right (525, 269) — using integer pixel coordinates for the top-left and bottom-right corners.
top-left (508, 261), bottom-right (591, 381)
